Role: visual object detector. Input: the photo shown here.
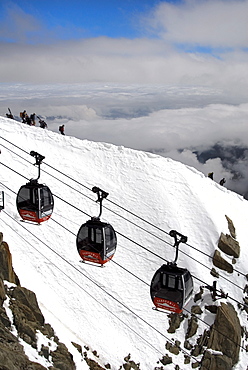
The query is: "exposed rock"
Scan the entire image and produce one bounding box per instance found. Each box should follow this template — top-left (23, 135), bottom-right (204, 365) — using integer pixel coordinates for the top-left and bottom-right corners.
top-left (184, 355), bottom-right (190, 364)
top-left (191, 305), bottom-right (202, 315)
top-left (191, 344), bottom-right (201, 357)
top-left (186, 316), bottom-right (198, 339)
top-left (201, 351), bottom-right (233, 370)
top-left (84, 355), bottom-right (106, 370)
top-left (10, 285), bottom-right (45, 325)
top-left (218, 233), bottom-right (240, 258)
top-left (0, 239), bottom-right (20, 285)
top-left (212, 250), bottom-right (233, 273)
top-left (0, 278), bottom-right (6, 306)
top-left (123, 360), bottom-right (140, 370)
top-left (50, 342), bottom-right (76, 370)
top-left (184, 340), bottom-right (193, 350)
top-left (194, 287), bottom-right (204, 302)
top-left (0, 306), bottom-right (11, 327)
top-left (72, 341), bottom-right (83, 354)
top-left (160, 354), bottom-right (172, 365)
top-left (205, 305), bottom-right (218, 314)
top-left (167, 312), bottom-right (185, 333)
top-left (210, 268), bottom-right (219, 278)
top-left (0, 319), bottom-right (47, 370)
top-left (225, 215), bottom-right (236, 239)
top-left (39, 344), bottom-right (50, 359)
top-left (192, 361), bottom-right (199, 368)
top-left (165, 340), bottom-right (181, 355)
top-left (201, 303), bottom-right (241, 369)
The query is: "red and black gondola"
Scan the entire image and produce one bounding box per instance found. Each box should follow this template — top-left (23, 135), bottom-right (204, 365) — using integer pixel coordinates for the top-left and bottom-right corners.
top-left (150, 230), bottom-right (193, 313)
top-left (76, 187), bottom-right (117, 266)
top-left (16, 151), bottom-right (54, 224)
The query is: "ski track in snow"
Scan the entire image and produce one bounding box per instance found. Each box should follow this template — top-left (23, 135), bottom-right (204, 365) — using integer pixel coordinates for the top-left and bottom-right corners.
top-left (0, 117), bottom-right (248, 369)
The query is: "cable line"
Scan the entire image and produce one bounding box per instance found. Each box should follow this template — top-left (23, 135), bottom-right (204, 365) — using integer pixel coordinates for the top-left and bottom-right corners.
top-left (1, 135), bottom-right (248, 356)
top-left (0, 210), bottom-right (196, 367)
top-left (1, 135), bottom-right (247, 279)
top-left (1, 165), bottom-right (247, 353)
top-left (0, 164), bottom-right (247, 299)
top-left (1, 207), bottom-right (247, 356)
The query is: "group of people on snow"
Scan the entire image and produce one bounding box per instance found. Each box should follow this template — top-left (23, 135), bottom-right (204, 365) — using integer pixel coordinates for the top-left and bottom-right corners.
top-left (20, 110), bottom-right (36, 126)
top-left (5, 108), bottom-right (64, 132)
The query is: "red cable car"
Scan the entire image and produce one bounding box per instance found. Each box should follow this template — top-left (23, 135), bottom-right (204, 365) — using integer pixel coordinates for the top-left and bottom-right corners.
top-left (77, 187), bottom-right (117, 266)
top-left (150, 230), bottom-right (193, 313)
top-left (16, 151), bottom-right (54, 224)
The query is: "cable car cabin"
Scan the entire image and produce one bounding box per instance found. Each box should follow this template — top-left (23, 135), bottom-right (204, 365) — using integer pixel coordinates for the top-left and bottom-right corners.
top-left (16, 181), bottom-right (54, 224)
top-left (150, 264), bottom-right (193, 314)
top-left (77, 218), bottom-right (117, 265)
top-left (0, 191), bottom-right (4, 211)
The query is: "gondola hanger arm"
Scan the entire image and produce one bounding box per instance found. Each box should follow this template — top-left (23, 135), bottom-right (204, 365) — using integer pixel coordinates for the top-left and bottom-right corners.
top-left (29, 151), bottom-right (45, 181)
top-left (92, 186), bottom-right (109, 218)
top-left (169, 229), bottom-right (188, 264)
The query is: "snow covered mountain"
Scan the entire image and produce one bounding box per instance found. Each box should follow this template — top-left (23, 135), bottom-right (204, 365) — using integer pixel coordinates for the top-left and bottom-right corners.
top-left (0, 116), bottom-right (248, 369)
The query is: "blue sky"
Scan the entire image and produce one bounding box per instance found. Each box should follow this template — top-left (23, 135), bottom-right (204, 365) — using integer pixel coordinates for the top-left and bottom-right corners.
top-left (0, 0), bottom-right (248, 86)
top-left (0, 0), bottom-right (180, 42)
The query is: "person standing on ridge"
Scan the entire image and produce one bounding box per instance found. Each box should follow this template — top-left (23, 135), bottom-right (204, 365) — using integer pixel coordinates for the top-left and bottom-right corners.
top-left (30, 113), bottom-right (36, 125)
top-left (208, 172), bottom-right (214, 180)
top-left (20, 110), bottom-right (27, 123)
top-left (59, 125), bottom-right (65, 135)
top-left (219, 178), bottom-right (226, 186)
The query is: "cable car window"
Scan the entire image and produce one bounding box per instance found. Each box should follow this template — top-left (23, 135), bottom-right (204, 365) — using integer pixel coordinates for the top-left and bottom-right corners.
top-left (17, 187), bottom-right (30, 205)
top-left (105, 226), bottom-right (116, 249)
top-left (178, 276), bottom-right (183, 290)
top-left (153, 273), bottom-right (161, 289)
top-left (41, 187), bottom-right (53, 207)
top-left (95, 228), bottom-right (102, 244)
top-left (40, 188), bottom-right (44, 208)
top-left (78, 226), bottom-right (88, 242)
top-left (184, 271), bottom-right (193, 298)
top-left (167, 275), bottom-right (176, 289)
top-left (162, 273), bottom-right (166, 286)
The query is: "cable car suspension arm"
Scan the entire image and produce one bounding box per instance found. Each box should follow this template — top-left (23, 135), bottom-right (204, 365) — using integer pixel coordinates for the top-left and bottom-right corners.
top-left (30, 151), bottom-right (45, 181)
top-left (169, 229), bottom-right (188, 264)
top-left (92, 186), bottom-right (109, 218)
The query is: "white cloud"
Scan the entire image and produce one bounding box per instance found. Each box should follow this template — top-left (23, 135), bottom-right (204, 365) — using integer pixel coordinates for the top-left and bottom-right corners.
top-left (1, 38), bottom-right (248, 99)
top-left (145, 0), bottom-right (248, 48)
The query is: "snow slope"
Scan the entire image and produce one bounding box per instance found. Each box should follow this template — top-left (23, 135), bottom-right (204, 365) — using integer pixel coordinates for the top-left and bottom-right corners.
top-left (0, 117), bottom-right (248, 369)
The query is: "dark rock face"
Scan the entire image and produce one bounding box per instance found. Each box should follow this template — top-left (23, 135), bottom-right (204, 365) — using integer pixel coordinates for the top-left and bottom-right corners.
top-left (186, 316), bottom-right (198, 339)
top-left (212, 250), bottom-right (233, 273)
top-left (201, 303), bottom-right (241, 370)
top-left (218, 233), bottom-right (240, 258)
top-left (0, 233), bottom-right (20, 285)
top-left (201, 351), bottom-right (233, 370)
top-left (167, 312), bottom-right (185, 333)
top-left (225, 215), bottom-right (236, 239)
top-left (208, 303), bottom-right (241, 364)
top-left (10, 285), bottom-right (45, 326)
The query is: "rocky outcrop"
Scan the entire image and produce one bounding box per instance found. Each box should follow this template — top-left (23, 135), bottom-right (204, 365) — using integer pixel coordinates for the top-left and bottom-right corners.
top-left (218, 233), bottom-right (240, 258)
top-left (225, 215), bottom-right (236, 239)
top-left (201, 303), bottom-right (241, 370)
top-left (0, 232), bottom-right (20, 285)
top-left (213, 216), bottom-right (240, 273)
top-left (212, 250), bottom-right (233, 273)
